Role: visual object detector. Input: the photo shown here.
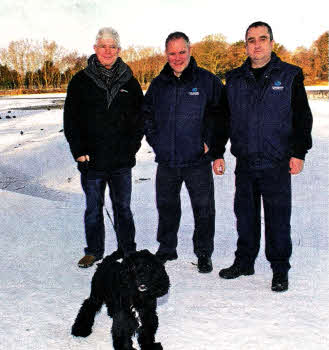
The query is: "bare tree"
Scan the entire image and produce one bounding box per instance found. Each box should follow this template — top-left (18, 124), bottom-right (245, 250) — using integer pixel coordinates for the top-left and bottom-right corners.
top-left (0, 40), bottom-right (26, 87)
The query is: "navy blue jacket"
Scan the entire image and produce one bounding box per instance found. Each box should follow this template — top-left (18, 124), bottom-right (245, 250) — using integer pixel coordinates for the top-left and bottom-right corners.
top-left (226, 53), bottom-right (312, 168)
top-left (143, 57), bottom-right (229, 167)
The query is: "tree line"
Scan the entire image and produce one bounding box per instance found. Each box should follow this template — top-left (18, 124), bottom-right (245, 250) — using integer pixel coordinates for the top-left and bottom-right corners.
top-left (0, 40), bottom-right (87, 91)
top-left (0, 32), bottom-right (327, 92)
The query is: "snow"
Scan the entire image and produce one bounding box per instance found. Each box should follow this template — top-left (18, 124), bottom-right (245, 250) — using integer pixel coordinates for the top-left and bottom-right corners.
top-left (306, 86), bottom-right (329, 91)
top-left (0, 94), bottom-right (328, 350)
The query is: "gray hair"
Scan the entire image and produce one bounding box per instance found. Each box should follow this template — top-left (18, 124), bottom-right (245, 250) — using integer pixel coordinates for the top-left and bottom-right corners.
top-left (95, 27), bottom-right (121, 48)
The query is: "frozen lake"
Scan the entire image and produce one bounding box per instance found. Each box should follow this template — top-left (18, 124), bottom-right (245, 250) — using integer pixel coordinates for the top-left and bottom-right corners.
top-left (0, 95), bottom-right (328, 350)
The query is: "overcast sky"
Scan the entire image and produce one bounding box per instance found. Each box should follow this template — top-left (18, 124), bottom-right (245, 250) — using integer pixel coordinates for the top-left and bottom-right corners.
top-left (0, 0), bottom-right (327, 55)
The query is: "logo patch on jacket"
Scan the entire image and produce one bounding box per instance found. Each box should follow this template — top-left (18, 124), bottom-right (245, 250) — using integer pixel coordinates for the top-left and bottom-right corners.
top-left (188, 88), bottom-right (199, 95)
top-left (120, 89), bottom-right (129, 93)
top-left (272, 81), bottom-right (284, 91)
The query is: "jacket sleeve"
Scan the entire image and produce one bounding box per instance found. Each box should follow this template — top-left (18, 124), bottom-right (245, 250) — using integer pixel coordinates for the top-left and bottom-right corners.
top-left (129, 78), bottom-right (145, 155)
top-left (204, 76), bottom-right (230, 160)
top-left (142, 81), bottom-right (157, 148)
top-left (63, 75), bottom-right (88, 160)
top-left (291, 69), bottom-right (313, 160)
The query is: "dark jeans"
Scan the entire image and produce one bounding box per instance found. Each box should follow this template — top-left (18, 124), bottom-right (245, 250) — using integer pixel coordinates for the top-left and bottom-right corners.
top-left (81, 167), bottom-right (136, 259)
top-left (156, 163), bottom-right (215, 258)
top-left (234, 162), bottom-right (292, 273)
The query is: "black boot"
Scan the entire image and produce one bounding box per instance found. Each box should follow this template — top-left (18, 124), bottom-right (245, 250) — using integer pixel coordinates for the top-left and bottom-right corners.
top-left (271, 272), bottom-right (288, 292)
top-left (197, 256), bottom-right (213, 273)
top-left (218, 262), bottom-right (254, 279)
top-left (155, 251), bottom-right (178, 264)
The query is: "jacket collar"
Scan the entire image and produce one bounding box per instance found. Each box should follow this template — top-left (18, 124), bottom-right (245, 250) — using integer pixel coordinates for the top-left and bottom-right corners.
top-left (241, 52), bottom-right (282, 76)
top-left (159, 56), bottom-right (198, 83)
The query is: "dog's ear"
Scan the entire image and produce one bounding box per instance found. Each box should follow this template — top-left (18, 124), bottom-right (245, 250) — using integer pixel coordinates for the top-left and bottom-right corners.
top-left (151, 266), bottom-right (170, 298)
top-left (122, 255), bottom-right (133, 270)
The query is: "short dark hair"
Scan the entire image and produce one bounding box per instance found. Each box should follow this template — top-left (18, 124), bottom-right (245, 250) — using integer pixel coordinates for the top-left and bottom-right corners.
top-left (245, 21), bottom-right (273, 41)
top-left (165, 31), bottom-right (190, 50)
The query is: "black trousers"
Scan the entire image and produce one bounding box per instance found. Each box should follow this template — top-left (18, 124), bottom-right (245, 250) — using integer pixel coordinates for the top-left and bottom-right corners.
top-left (234, 161), bottom-right (292, 273)
top-left (156, 163), bottom-right (215, 258)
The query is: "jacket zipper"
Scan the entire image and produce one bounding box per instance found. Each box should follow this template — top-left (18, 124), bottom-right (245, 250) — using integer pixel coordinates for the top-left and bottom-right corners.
top-left (174, 84), bottom-right (178, 164)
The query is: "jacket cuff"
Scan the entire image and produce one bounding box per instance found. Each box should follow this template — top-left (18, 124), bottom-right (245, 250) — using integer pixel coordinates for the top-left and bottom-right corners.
top-left (291, 152), bottom-right (306, 160)
top-left (206, 149), bottom-right (224, 161)
top-left (72, 148), bottom-right (88, 161)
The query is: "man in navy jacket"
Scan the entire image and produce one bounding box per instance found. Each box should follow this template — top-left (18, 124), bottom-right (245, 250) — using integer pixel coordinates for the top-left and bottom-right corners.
top-left (218, 22), bottom-right (313, 291)
top-left (143, 32), bottom-right (229, 273)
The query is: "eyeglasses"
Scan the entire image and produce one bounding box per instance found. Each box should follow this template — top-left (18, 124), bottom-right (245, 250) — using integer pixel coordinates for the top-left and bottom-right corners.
top-left (96, 45), bottom-right (118, 50)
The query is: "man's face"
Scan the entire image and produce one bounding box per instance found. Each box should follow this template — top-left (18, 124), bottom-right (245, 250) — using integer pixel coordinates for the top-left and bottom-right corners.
top-left (94, 38), bottom-right (120, 69)
top-left (166, 38), bottom-right (191, 77)
top-left (246, 26), bottom-right (274, 67)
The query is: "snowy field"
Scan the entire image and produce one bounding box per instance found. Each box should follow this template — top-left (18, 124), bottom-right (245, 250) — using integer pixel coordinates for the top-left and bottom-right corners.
top-left (0, 94), bottom-right (328, 350)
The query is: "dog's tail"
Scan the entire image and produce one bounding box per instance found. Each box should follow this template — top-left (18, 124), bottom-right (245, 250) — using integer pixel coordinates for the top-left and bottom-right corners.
top-left (71, 297), bottom-right (103, 337)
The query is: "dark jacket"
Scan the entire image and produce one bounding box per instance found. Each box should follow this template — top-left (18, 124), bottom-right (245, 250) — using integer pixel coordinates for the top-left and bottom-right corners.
top-left (64, 69), bottom-right (144, 172)
top-left (226, 52), bottom-right (312, 168)
top-left (143, 57), bottom-right (229, 168)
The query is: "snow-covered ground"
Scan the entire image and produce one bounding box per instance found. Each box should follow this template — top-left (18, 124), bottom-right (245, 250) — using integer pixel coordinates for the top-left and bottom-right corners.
top-left (306, 86), bottom-right (329, 91)
top-left (0, 94), bottom-right (328, 350)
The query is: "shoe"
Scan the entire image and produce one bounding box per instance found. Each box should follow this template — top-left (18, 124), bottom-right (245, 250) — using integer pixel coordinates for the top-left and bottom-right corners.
top-left (197, 256), bottom-right (213, 273)
top-left (271, 272), bottom-right (288, 292)
top-left (155, 251), bottom-right (178, 264)
top-left (218, 262), bottom-right (254, 279)
top-left (77, 255), bottom-right (101, 268)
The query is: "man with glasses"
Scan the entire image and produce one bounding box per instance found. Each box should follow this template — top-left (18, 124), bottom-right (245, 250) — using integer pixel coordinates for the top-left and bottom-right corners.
top-left (64, 27), bottom-right (143, 267)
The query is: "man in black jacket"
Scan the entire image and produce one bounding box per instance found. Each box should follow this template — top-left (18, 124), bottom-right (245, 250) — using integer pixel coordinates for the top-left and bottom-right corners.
top-left (143, 32), bottom-right (229, 273)
top-left (64, 27), bottom-right (143, 268)
top-left (218, 22), bottom-right (313, 291)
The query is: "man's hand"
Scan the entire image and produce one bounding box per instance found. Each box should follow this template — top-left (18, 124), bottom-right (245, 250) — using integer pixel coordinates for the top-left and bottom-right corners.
top-left (213, 158), bottom-right (225, 175)
top-left (204, 143), bottom-right (209, 153)
top-left (76, 155), bottom-right (90, 162)
top-left (289, 157), bottom-right (304, 175)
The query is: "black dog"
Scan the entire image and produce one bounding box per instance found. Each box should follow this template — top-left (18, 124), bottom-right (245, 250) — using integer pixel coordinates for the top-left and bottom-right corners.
top-left (72, 249), bottom-right (170, 350)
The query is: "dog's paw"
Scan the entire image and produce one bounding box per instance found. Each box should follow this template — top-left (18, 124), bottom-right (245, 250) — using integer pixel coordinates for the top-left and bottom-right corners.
top-left (141, 342), bottom-right (163, 350)
top-left (71, 325), bottom-right (92, 338)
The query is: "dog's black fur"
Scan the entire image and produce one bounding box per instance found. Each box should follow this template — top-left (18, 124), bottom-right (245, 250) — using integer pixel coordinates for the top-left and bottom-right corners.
top-left (72, 249), bottom-right (170, 350)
